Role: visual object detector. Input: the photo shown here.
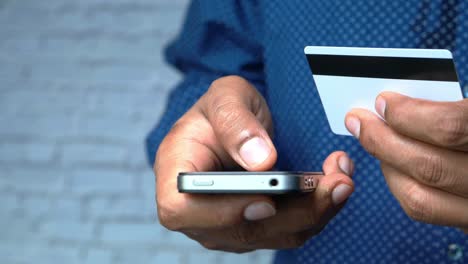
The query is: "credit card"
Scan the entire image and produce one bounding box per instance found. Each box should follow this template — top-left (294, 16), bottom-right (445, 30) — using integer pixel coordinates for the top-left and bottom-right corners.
top-left (304, 46), bottom-right (464, 136)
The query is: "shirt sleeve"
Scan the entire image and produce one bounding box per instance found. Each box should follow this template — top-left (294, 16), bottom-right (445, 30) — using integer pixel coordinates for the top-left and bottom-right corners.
top-left (145, 0), bottom-right (265, 165)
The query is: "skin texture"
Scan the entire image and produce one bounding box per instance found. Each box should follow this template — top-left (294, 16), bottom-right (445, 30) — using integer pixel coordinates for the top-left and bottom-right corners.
top-left (154, 76), bottom-right (355, 252)
top-left (345, 92), bottom-right (468, 234)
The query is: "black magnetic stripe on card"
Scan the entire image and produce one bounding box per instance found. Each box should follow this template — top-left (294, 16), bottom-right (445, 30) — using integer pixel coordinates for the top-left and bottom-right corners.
top-left (306, 54), bottom-right (458, 82)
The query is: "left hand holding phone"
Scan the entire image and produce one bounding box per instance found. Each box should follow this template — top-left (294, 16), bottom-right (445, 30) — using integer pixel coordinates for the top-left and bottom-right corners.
top-left (154, 75), bottom-right (355, 252)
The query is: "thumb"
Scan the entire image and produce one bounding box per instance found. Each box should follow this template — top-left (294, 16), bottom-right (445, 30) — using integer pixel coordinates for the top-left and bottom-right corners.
top-left (200, 76), bottom-right (277, 171)
top-left (320, 151), bottom-right (355, 206)
top-left (323, 151), bottom-right (355, 176)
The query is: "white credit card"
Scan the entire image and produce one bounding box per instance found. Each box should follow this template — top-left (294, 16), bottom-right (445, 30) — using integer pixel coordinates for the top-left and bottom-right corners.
top-left (304, 46), bottom-right (464, 136)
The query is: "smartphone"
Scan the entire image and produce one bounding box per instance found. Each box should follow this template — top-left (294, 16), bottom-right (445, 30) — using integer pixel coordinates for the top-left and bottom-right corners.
top-left (177, 171), bottom-right (322, 194)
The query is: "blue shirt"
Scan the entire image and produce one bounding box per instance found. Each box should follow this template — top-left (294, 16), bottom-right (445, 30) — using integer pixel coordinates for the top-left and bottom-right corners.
top-left (146, 1), bottom-right (467, 263)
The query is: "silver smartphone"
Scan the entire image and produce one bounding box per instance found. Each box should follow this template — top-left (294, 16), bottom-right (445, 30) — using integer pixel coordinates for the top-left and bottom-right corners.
top-left (177, 171), bottom-right (322, 194)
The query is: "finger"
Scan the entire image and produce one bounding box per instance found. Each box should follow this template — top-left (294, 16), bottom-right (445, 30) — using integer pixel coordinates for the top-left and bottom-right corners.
top-left (226, 171), bottom-right (354, 244)
top-left (155, 116), bottom-right (275, 231)
top-left (189, 172), bottom-right (353, 249)
top-left (246, 229), bottom-right (318, 250)
top-left (187, 224), bottom-right (317, 251)
top-left (375, 92), bottom-right (468, 151)
top-left (323, 151), bottom-right (354, 176)
top-left (345, 109), bottom-right (468, 198)
top-left (261, 172), bottom-right (354, 233)
top-left (381, 163), bottom-right (468, 228)
top-left (198, 76), bottom-right (277, 171)
top-left (184, 230), bottom-right (253, 253)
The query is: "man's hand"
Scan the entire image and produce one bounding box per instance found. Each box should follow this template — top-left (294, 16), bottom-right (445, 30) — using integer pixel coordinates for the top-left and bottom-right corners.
top-left (155, 75), bottom-right (355, 252)
top-left (345, 92), bottom-right (468, 233)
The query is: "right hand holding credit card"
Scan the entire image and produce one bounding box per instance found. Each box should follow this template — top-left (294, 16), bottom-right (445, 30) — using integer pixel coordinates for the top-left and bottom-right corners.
top-left (304, 46), bottom-right (464, 135)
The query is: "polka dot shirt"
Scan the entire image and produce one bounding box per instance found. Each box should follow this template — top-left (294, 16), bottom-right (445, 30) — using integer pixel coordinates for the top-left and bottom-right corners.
top-left (146, 0), bottom-right (468, 263)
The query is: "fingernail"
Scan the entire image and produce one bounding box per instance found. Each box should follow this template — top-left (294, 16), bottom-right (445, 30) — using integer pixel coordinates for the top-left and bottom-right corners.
top-left (239, 137), bottom-right (271, 168)
top-left (375, 96), bottom-right (386, 119)
top-left (332, 184), bottom-right (353, 205)
top-left (338, 155), bottom-right (351, 175)
top-left (244, 202), bottom-right (276, 221)
top-left (345, 116), bottom-right (361, 139)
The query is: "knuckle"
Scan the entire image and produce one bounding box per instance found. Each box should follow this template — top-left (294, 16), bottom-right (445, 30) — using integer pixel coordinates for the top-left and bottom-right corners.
top-left (212, 100), bottom-right (246, 134)
top-left (155, 125), bottom-right (179, 165)
top-left (159, 121), bottom-right (189, 154)
top-left (230, 222), bottom-right (266, 245)
top-left (413, 154), bottom-right (445, 186)
top-left (201, 241), bottom-right (223, 251)
top-left (157, 198), bottom-right (185, 231)
top-left (212, 203), bottom-right (243, 228)
top-left (284, 233), bottom-right (309, 249)
top-left (401, 183), bottom-right (432, 223)
top-left (433, 110), bottom-right (468, 147)
top-left (167, 120), bottom-right (188, 136)
top-left (166, 119), bottom-right (199, 142)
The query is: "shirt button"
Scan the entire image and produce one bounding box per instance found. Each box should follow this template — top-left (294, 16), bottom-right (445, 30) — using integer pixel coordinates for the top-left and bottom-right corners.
top-left (447, 243), bottom-right (463, 261)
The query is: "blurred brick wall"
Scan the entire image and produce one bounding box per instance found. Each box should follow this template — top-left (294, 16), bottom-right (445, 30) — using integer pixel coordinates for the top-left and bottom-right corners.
top-left (0, 0), bottom-right (273, 263)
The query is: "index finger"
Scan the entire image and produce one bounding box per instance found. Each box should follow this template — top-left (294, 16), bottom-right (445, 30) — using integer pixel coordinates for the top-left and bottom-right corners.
top-left (376, 92), bottom-right (468, 151)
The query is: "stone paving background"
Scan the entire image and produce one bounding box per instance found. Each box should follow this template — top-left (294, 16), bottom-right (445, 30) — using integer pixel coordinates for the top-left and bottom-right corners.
top-left (0, 0), bottom-right (273, 263)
